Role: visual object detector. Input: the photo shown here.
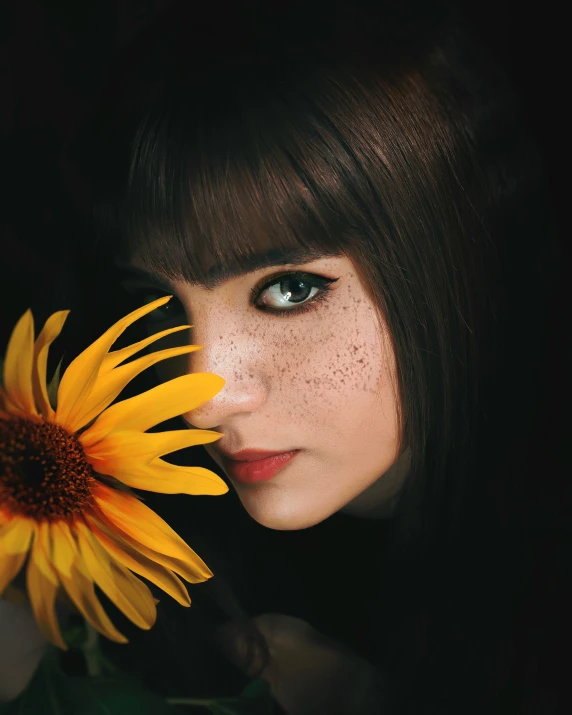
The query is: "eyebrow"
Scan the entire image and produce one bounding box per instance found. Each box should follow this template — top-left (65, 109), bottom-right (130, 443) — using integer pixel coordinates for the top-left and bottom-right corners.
top-left (116, 247), bottom-right (339, 291)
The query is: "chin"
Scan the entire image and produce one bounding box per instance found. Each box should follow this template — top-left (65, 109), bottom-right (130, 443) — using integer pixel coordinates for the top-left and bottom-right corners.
top-left (235, 487), bottom-right (333, 531)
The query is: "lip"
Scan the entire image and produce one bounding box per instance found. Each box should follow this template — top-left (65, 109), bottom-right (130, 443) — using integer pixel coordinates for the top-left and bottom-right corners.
top-left (219, 450), bottom-right (300, 484)
top-left (217, 448), bottom-right (295, 461)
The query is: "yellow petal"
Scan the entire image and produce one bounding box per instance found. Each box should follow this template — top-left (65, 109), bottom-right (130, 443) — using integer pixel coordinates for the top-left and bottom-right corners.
top-left (100, 325), bottom-right (193, 374)
top-left (99, 458), bottom-right (228, 496)
top-left (90, 512), bottom-right (211, 585)
top-left (33, 522), bottom-right (59, 585)
top-left (0, 550), bottom-right (27, 595)
top-left (81, 372), bottom-right (225, 447)
top-left (0, 518), bottom-right (34, 555)
top-left (93, 484), bottom-right (212, 580)
top-left (88, 517), bottom-right (190, 606)
top-left (3, 310), bottom-right (37, 415)
top-left (85, 427), bottom-right (221, 463)
top-left (50, 521), bottom-right (77, 579)
top-left (26, 533), bottom-right (67, 649)
top-left (54, 528), bottom-right (128, 644)
top-left (32, 311), bottom-right (70, 421)
top-left (84, 428), bottom-right (227, 495)
top-left (76, 522), bottom-right (156, 630)
top-left (54, 296), bottom-right (175, 430)
top-left (68, 343), bottom-right (202, 433)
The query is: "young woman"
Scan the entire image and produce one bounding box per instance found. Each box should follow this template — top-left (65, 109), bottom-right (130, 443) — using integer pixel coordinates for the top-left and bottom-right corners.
top-left (3, 1), bottom-right (564, 713)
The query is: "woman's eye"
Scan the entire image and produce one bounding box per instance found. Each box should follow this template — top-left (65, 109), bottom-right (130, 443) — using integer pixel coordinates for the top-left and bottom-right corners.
top-left (253, 273), bottom-right (338, 314)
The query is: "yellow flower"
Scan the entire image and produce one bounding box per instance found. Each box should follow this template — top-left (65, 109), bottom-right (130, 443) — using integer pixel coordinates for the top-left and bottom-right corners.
top-left (0, 297), bottom-right (227, 648)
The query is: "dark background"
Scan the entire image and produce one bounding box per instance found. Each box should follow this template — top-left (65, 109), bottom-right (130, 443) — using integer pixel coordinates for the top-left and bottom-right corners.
top-left (1, 1), bottom-right (568, 709)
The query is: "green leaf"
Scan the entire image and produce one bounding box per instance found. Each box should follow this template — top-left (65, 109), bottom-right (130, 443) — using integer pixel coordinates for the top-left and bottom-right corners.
top-left (0, 696), bottom-right (18, 715)
top-left (0, 645), bottom-right (278, 715)
top-left (66, 677), bottom-right (177, 715)
top-left (207, 679), bottom-right (275, 715)
top-left (47, 356), bottom-right (65, 410)
top-left (165, 679), bottom-right (276, 715)
top-left (239, 680), bottom-right (272, 700)
top-left (0, 651), bottom-right (72, 715)
top-left (61, 625), bottom-right (88, 650)
top-left (207, 705), bottom-right (242, 715)
top-left (0, 647), bottom-right (178, 715)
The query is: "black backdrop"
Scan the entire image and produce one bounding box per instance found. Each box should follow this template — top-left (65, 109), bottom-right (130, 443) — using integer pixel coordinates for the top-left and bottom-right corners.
top-left (1, 1), bottom-right (568, 710)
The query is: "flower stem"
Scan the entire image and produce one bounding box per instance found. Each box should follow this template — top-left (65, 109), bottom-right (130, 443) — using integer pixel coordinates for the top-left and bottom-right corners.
top-left (82, 622), bottom-right (102, 677)
top-left (166, 697), bottom-right (239, 712)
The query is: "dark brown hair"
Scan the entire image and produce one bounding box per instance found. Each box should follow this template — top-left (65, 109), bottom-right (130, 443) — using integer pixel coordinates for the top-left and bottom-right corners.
top-left (81, 1), bottom-right (549, 710)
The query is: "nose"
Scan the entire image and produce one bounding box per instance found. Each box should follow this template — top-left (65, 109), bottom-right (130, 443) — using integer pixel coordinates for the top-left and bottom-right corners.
top-left (182, 329), bottom-right (268, 431)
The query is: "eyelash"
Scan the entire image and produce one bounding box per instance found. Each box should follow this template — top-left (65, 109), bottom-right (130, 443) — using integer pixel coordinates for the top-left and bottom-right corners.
top-left (250, 271), bottom-right (339, 317)
top-left (127, 271), bottom-right (339, 324)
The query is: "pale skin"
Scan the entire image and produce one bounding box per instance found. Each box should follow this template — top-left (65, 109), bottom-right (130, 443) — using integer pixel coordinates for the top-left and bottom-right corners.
top-left (125, 255), bottom-right (408, 529)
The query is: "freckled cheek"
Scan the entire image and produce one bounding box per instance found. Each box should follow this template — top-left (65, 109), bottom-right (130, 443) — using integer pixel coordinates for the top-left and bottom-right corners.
top-left (269, 327), bottom-right (385, 423)
top-left (148, 315), bottom-right (388, 419)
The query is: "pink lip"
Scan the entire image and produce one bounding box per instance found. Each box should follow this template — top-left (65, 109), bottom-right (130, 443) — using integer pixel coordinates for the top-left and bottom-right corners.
top-left (220, 450), bottom-right (300, 484)
top-left (218, 448), bottom-right (294, 461)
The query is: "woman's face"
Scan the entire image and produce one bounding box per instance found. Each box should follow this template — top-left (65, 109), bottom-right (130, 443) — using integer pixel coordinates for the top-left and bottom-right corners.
top-left (121, 253), bottom-right (403, 530)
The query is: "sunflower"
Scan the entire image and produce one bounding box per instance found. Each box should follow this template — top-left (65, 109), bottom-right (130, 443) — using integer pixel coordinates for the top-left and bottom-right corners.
top-left (0, 297), bottom-right (228, 648)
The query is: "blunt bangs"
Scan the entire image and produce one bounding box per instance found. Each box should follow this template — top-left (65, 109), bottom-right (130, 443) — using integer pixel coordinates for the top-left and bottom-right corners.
top-left (116, 63), bottom-right (377, 287)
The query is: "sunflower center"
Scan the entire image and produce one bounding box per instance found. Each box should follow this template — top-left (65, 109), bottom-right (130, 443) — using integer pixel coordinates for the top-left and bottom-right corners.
top-left (0, 415), bottom-right (95, 520)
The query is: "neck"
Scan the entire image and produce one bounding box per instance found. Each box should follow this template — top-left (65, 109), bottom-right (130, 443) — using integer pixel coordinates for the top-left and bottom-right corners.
top-left (340, 447), bottom-right (410, 520)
